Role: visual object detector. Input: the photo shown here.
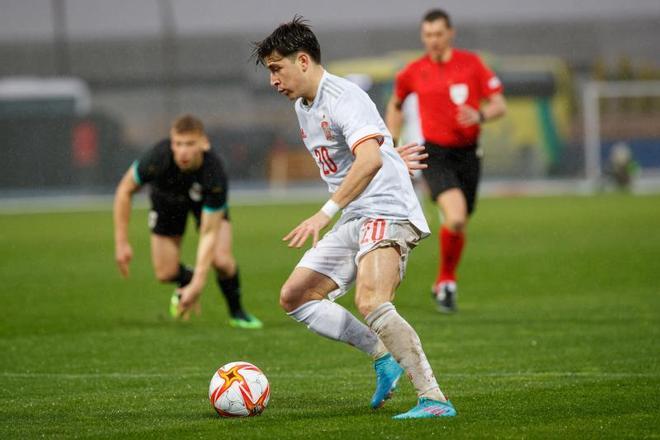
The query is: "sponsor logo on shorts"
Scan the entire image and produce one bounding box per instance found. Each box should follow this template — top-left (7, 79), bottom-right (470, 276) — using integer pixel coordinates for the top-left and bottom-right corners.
top-left (148, 210), bottom-right (158, 230)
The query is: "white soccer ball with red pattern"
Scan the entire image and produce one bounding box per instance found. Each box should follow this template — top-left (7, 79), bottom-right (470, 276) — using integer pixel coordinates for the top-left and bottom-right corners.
top-left (208, 361), bottom-right (270, 417)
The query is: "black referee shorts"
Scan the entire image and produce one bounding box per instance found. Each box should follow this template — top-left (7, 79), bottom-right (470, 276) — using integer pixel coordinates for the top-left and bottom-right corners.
top-left (421, 142), bottom-right (482, 215)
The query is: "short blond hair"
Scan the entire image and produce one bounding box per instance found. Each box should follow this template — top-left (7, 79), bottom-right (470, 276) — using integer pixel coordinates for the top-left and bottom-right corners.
top-left (171, 114), bottom-right (206, 135)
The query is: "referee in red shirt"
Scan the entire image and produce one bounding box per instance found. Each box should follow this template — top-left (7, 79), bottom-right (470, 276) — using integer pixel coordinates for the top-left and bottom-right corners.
top-left (386, 9), bottom-right (506, 313)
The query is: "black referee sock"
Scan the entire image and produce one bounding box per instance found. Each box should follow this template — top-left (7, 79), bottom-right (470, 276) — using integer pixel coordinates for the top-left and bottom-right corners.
top-left (216, 268), bottom-right (245, 319)
top-left (173, 263), bottom-right (194, 288)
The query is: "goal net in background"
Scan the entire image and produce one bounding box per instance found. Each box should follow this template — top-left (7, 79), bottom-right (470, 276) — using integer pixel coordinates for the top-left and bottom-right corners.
top-left (582, 80), bottom-right (660, 193)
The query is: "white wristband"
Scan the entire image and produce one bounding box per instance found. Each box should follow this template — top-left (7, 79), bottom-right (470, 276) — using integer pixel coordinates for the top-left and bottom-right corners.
top-left (320, 199), bottom-right (340, 218)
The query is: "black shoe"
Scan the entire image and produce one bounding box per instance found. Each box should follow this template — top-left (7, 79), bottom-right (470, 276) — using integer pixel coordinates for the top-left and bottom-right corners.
top-left (432, 281), bottom-right (457, 313)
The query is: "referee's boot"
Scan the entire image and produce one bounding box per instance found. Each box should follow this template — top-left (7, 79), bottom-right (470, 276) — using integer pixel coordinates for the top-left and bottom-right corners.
top-left (433, 281), bottom-right (457, 314)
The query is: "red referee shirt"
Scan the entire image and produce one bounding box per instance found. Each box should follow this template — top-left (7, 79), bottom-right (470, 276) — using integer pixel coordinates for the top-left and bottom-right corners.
top-left (395, 49), bottom-right (503, 147)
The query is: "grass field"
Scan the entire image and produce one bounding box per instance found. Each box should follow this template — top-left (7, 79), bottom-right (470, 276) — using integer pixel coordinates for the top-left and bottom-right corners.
top-left (1, 194), bottom-right (659, 439)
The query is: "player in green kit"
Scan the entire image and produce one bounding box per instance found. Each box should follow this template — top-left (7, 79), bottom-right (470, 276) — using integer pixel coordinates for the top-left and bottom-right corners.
top-left (113, 114), bottom-right (262, 329)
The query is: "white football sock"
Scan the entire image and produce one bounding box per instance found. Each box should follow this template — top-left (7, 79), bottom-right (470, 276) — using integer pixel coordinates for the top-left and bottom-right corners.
top-left (288, 299), bottom-right (387, 359)
top-left (366, 302), bottom-right (446, 402)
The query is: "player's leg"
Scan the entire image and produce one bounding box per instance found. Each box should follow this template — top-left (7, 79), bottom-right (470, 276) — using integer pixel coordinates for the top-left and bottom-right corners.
top-left (437, 187), bottom-right (468, 234)
top-left (356, 245), bottom-right (455, 418)
top-left (422, 146), bottom-right (463, 312)
top-left (282, 220), bottom-right (384, 358)
top-left (281, 266), bottom-right (387, 359)
top-left (349, 245), bottom-right (404, 409)
top-left (148, 197), bottom-right (193, 316)
top-left (150, 233), bottom-right (185, 283)
top-left (434, 187), bottom-right (467, 312)
top-left (212, 218), bottom-right (262, 329)
top-left (150, 233), bottom-right (192, 316)
top-left (282, 220), bottom-right (398, 409)
top-left (434, 147), bottom-right (481, 313)
top-left (357, 246), bottom-right (445, 400)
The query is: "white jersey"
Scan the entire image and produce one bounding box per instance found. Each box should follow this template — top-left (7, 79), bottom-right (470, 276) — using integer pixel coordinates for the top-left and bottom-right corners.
top-left (295, 71), bottom-right (429, 235)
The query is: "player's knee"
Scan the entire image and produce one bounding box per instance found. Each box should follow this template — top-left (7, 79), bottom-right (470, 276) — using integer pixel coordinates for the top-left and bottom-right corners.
top-left (355, 295), bottom-right (381, 318)
top-left (444, 218), bottom-right (466, 232)
top-left (213, 254), bottom-right (236, 277)
top-left (354, 282), bottom-right (379, 317)
top-left (155, 267), bottom-right (178, 283)
top-left (279, 283), bottom-right (304, 313)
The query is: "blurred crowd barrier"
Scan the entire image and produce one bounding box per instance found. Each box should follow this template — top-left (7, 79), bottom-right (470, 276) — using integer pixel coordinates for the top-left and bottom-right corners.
top-left (1, 18), bottom-right (659, 194)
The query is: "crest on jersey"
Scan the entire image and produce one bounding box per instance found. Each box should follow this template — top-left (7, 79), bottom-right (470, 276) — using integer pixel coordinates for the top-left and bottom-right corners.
top-left (449, 83), bottom-right (469, 105)
top-left (189, 182), bottom-right (202, 202)
top-left (321, 121), bottom-right (335, 141)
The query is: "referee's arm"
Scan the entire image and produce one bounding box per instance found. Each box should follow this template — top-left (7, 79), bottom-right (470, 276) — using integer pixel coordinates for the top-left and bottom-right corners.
top-left (480, 93), bottom-right (507, 123)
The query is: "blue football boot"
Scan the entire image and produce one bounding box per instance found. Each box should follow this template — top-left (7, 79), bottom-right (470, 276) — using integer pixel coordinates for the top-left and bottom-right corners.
top-left (370, 353), bottom-right (404, 409)
top-left (392, 397), bottom-right (457, 419)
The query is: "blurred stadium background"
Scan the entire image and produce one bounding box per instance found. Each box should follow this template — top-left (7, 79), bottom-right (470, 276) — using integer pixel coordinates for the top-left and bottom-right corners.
top-left (1, 0), bottom-right (660, 204)
top-left (2, 3), bottom-right (660, 438)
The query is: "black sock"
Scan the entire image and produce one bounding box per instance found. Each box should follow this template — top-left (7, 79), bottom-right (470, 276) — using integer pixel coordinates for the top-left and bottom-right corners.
top-left (173, 263), bottom-right (193, 288)
top-left (217, 268), bottom-right (245, 318)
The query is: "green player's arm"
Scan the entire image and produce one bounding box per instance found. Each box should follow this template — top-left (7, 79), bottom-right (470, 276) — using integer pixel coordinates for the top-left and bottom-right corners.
top-left (113, 167), bottom-right (141, 277)
top-left (187, 209), bottom-right (224, 292)
top-left (113, 167), bottom-right (140, 247)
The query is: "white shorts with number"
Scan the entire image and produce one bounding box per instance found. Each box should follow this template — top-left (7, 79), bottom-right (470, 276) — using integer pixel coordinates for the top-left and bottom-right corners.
top-left (296, 216), bottom-right (425, 301)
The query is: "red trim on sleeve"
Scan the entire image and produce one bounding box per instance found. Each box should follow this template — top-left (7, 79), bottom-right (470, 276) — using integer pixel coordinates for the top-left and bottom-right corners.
top-left (351, 134), bottom-right (384, 155)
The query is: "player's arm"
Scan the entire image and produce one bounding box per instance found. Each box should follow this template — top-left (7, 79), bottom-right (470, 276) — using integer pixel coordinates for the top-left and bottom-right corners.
top-left (386, 87), bottom-right (427, 175)
top-left (385, 94), bottom-right (405, 145)
top-left (457, 92), bottom-right (507, 127)
top-left (332, 138), bottom-right (382, 206)
top-left (177, 209), bottom-right (223, 314)
top-left (395, 143), bottom-right (428, 176)
top-left (480, 92), bottom-right (507, 122)
top-left (283, 138), bottom-right (382, 248)
top-left (113, 165), bottom-right (141, 278)
top-left (386, 68), bottom-right (413, 146)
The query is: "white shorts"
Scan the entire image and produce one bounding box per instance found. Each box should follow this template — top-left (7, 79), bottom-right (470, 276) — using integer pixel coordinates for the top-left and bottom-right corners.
top-left (296, 216), bottom-right (424, 301)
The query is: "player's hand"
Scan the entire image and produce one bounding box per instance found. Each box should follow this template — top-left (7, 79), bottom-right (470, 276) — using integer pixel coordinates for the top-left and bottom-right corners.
top-left (177, 282), bottom-right (203, 320)
top-left (457, 105), bottom-right (480, 127)
top-left (115, 241), bottom-right (133, 278)
top-left (395, 142), bottom-right (428, 176)
top-left (283, 211), bottom-right (331, 248)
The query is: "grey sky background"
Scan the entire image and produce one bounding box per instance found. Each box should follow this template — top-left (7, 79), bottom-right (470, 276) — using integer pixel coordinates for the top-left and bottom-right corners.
top-left (2, 0), bottom-right (660, 40)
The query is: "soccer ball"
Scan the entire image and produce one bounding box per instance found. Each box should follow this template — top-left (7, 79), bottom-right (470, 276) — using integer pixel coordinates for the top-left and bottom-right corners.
top-left (209, 361), bottom-right (270, 417)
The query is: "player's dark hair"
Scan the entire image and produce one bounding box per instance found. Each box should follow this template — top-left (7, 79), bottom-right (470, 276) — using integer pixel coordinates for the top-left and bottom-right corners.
top-left (172, 114), bottom-right (205, 135)
top-left (252, 15), bottom-right (321, 66)
top-left (422, 9), bottom-right (452, 28)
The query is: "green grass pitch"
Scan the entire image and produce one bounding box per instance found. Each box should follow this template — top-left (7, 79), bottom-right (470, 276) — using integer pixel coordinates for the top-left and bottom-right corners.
top-left (1, 194), bottom-right (659, 439)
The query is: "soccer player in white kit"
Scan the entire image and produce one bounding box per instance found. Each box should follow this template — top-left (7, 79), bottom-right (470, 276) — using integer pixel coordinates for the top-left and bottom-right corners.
top-left (253, 17), bottom-right (456, 419)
